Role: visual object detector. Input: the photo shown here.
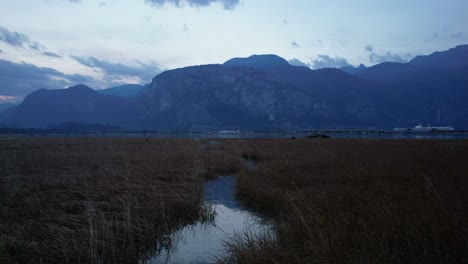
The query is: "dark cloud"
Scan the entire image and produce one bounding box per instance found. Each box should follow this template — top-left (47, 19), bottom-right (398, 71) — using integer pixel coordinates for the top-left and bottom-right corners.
top-left (29, 41), bottom-right (45, 51)
top-left (288, 58), bottom-right (310, 68)
top-left (183, 24), bottom-right (189, 31)
top-left (0, 49), bottom-right (3, 54)
top-left (65, 0), bottom-right (81, 3)
top-left (0, 59), bottom-right (98, 99)
top-left (369, 52), bottom-right (412, 64)
top-left (283, 19), bottom-right (288, 24)
top-left (0, 26), bottom-right (50, 55)
top-left (145, 0), bottom-right (240, 10)
top-left (42, 51), bottom-right (62, 58)
top-left (291, 41), bottom-right (300, 48)
top-left (310, 55), bottom-right (350, 69)
top-left (0, 26), bottom-right (36, 49)
top-left (365, 45), bottom-right (373, 52)
top-left (70, 55), bottom-right (162, 83)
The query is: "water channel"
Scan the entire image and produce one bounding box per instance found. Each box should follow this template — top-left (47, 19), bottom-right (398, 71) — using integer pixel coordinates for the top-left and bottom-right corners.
top-left (145, 176), bottom-right (269, 264)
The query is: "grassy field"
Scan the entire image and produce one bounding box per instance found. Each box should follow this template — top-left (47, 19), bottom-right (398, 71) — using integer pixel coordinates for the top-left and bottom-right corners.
top-left (223, 139), bottom-right (468, 263)
top-left (1, 138), bottom-right (467, 263)
top-left (0, 138), bottom-right (240, 263)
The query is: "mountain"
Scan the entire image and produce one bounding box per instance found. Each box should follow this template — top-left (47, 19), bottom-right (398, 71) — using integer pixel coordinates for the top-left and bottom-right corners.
top-left (224, 54), bottom-right (290, 70)
top-left (365, 65), bottom-right (468, 128)
top-left (128, 57), bottom-right (391, 131)
top-left (356, 62), bottom-right (426, 81)
top-left (409, 45), bottom-right (468, 70)
top-left (0, 102), bottom-right (15, 112)
top-left (340, 64), bottom-right (367, 75)
top-left (0, 104), bottom-right (16, 126)
top-left (137, 65), bottom-right (318, 131)
top-left (1, 85), bottom-right (138, 129)
top-left (223, 55), bottom-right (386, 125)
top-left (1, 45), bottom-right (468, 131)
top-left (137, 63), bottom-right (388, 131)
top-left (98, 84), bottom-right (148, 98)
top-left (355, 46), bottom-right (468, 128)
top-left (224, 54), bottom-right (367, 96)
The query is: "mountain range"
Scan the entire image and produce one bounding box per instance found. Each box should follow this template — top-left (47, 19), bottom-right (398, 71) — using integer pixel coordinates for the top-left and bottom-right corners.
top-left (1, 45), bottom-right (467, 131)
top-left (98, 84), bottom-right (148, 98)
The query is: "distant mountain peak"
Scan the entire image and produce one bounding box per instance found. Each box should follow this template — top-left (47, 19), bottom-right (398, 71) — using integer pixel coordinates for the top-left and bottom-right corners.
top-left (98, 84), bottom-right (147, 98)
top-left (223, 54), bottom-right (289, 68)
top-left (356, 62), bottom-right (422, 81)
top-left (340, 63), bottom-right (367, 75)
top-left (455, 44), bottom-right (468, 49)
top-left (67, 84), bottom-right (96, 93)
top-left (409, 44), bottom-right (468, 70)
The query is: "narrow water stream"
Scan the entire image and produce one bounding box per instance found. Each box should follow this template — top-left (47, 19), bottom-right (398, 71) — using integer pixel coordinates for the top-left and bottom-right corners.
top-left (145, 176), bottom-right (268, 264)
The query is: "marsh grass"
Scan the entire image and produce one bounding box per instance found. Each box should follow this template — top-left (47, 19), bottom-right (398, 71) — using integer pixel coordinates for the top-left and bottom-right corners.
top-left (0, 138), bottom-right (240, 263)
top-left (1, 138), bottom-right (467, 263)
top-left (222, 139), bottom-right (468, 263)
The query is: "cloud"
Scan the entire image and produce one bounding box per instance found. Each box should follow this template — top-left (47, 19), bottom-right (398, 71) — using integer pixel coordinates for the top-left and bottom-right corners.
top-left (291, 41), bottom-right (300, 48)
top-left (365, 45), bottom-right (373, 52)
top-left (283, 19), bottom-right (288, 24)
top-left (0, 49), bottom-right (3, 54)
top-left (288, 58), bottom-right (310, 68)
top-left (369, 52), bottom-right (412, 64)
top-left (145, 0), bottom-right (240, 10)
top-left (42, 51), bottom-right (62, 58)
top-left (0, 95), bottom-right (16, 102)
top-left (70, 55), bottom-right (163, 83)
top-left (0, 59), bottom-right (98, 99)
top-left (0, 26), bottom-right (39, 49)
top-left (310, 55), bottom-right (350, 69)
top-left (0, 26), bottom-right (51, 55)
top-left (65, 0), bottom-right (81, 3)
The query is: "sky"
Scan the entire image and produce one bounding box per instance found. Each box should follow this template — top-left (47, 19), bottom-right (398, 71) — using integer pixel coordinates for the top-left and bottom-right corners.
top-left (0, 0), bottom-right (467, 102)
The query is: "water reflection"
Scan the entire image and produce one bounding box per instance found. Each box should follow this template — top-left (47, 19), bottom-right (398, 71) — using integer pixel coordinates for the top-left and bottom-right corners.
top-left (145, 176), bottom-right (267, 264)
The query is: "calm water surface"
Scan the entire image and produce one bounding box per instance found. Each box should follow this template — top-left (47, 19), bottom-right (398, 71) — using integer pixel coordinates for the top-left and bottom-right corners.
top-left (145, 176), bottom-right (269, 264)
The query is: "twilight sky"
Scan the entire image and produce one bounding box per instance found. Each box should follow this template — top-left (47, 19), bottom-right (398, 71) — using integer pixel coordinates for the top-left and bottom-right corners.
top-left (0, 0), bottom-right (467, 101)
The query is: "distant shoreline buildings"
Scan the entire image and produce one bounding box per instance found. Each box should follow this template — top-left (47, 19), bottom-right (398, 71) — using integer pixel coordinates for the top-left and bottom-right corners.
top-left (394, 124), bottom-right (454, 132)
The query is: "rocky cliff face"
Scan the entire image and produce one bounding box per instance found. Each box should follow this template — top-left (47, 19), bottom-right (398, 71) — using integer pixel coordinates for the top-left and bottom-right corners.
top-left (138, 65), bottom-right (318, 131)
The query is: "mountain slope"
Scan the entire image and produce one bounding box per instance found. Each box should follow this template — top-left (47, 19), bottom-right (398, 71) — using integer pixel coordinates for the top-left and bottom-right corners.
top-left (0, 102), bottom-right (15, 112)
top-left (98, 84), bottom-right (148, 98)
top-left (340, 64), bottom-right (367, 75)
top-left (356, 62), bottom-right (427, 82)
top-left (137, 64), bottom-right (317, 131)
top-left (224, 54), bottom-right (290, 70)
top-left (409, 44), bottom-right (468, 70)
top-left (2, 85), bottom-right (138, 128)
top-left (137, 62), bottom-right (392, 130)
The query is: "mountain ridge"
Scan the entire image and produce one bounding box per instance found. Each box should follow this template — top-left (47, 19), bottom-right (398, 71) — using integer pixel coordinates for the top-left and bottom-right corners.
top-left (1, 44), bottom-right (467, 130)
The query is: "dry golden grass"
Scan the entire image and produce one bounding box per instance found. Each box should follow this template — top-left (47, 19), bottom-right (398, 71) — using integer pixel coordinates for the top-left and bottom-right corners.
top-left (1, 138), bottom-right (467, 263)
top-left (222, 139), bottom-right (468, 264)
top-left (0, 138), bottom-right (241, 263)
